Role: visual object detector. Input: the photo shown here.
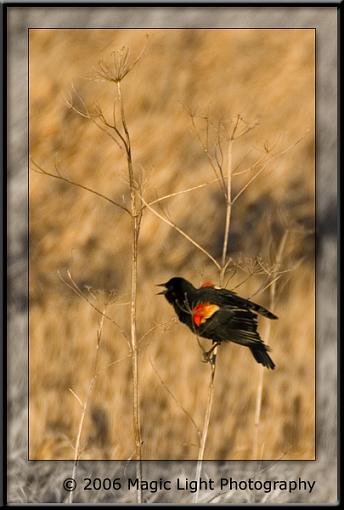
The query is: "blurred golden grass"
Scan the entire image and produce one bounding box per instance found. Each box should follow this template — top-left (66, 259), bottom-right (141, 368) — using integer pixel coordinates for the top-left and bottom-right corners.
top-left (29, 28), bottom-right (315, 460)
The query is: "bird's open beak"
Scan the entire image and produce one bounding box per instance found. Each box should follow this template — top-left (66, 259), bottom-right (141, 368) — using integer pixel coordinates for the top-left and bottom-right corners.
top-left (156, 283), bottom-right (167, 295)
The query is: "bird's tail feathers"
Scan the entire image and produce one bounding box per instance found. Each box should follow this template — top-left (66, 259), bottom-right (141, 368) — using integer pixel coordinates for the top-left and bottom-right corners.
top-left (250, 344), bottom-right (275, 369)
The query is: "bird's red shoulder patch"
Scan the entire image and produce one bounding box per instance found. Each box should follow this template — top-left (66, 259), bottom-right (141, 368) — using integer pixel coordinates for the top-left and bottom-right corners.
top-left (200, 280), bottom-right (215, 288)
top-left (192, 302), bottom-right (220, 327)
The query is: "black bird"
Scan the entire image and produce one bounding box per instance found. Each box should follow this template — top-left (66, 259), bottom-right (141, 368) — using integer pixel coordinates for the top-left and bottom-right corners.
top-left (158, 277), bottom-right (277, 369)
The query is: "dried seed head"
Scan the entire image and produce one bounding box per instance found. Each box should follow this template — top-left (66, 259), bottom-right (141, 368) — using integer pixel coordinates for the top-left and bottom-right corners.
top-left (96, 42), bottom-right (147, 84)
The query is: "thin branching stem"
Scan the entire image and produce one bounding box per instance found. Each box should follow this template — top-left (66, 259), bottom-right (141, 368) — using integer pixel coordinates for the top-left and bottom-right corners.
top-left (138, 317), bottom-right (177, 346)
top-left (58, 270), bottom-right (131, 349)
top-left (96, 112), bottom-right (129, 152)
top-left (231, 133), bottom-right (306, 206)
top-left (146, 178), bottom-right (220, 208)
top-left (150, 358), bottom-right (201, 443)
top-left (254, 230), bottom-right (289, 459)
top-left (139, 195), bottom-right (221, 270)
top-left (65, 90), bottom-right (125, 152)
top-left (193, 354), bottom-right (217, 502)
top-left (116, 79), bottom-right (143, 504)
top-left (193, 118), bottom-right (237, 504)
top-left (130, 212), bottom-right (143, 497)
top-left (31, 159), bottom-right (130, 215)
top-left (189, 114), bottom-right (227, 195)
top-left (221, 137), bottom-right (233, 271)
top-left (68, 308), bottom-right (106, 504)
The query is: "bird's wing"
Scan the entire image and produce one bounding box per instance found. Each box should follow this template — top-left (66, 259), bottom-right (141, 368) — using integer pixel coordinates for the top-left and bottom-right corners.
top-left (216, 289), bottom-right (278, 320)
top-left (198, 305), bottom-right (266, 346)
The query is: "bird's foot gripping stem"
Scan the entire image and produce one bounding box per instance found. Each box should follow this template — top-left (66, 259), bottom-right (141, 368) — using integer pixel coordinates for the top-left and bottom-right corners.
top-left (202, 342), bottom-right (221, 365)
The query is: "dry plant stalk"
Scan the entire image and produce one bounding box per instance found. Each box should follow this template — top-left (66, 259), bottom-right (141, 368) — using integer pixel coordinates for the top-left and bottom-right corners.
top-left (115, 76), bottom-right (143, 500)
top-left (253, 229), bottom-right (289, 459)
top-left (68, 307), bottom-right (106, 504)
top-left (141, 110), bottom-right (303, 501)
top-left (31, 46), bottom-right (145, 503)
top-left (92, 50), bottom-right (145, 503)
top-left (193, 115), bottom-right (240, 504)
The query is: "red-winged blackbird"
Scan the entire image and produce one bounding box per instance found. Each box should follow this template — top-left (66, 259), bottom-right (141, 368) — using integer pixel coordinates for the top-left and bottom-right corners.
top-left (158, 277), bottom-right (277, 369)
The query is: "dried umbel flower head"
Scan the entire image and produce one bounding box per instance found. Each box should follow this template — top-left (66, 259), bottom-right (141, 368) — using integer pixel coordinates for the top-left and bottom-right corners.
top-left (96, 42), bottom-right (147, 84)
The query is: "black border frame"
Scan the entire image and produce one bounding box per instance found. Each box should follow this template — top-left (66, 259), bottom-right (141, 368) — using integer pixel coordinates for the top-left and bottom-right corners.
top-left (2, 2), bottom-right (7, 507)
top-left (2, 1), bottom-right (341, 506)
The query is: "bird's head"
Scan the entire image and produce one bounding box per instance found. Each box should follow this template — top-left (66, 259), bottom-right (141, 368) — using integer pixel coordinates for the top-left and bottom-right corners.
top-left (156, 277), bottom-right (195, 303)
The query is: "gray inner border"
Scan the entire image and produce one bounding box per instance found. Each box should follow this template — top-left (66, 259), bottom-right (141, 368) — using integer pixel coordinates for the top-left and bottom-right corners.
top-left (7, 5), bottom-right (338, 505)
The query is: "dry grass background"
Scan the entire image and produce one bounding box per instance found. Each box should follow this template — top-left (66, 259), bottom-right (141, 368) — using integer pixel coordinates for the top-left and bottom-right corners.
top-left (29, 28), bottom-right (315, 461)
